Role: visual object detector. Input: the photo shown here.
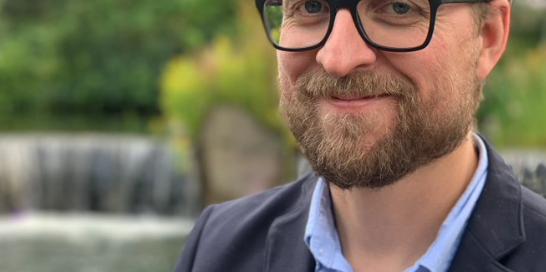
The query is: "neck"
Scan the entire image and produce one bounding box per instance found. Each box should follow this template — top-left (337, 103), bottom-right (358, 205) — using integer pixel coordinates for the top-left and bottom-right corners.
top-left (330, 132), bottom-right (479, 272)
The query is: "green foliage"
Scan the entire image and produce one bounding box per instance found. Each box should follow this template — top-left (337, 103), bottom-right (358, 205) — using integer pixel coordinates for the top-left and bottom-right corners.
top-left (479, 45), bottom-right (546, 146)
top-left (161, 2), bottom-right (286, 141)
top-left (477, 5), bottom-right (546, 147)
top-left (0, 0), bottom-right (239, 130)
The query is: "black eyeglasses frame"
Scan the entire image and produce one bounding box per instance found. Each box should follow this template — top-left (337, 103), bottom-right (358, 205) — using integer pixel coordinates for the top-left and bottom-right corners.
top-left (255, 0), bottom-right (490, 52)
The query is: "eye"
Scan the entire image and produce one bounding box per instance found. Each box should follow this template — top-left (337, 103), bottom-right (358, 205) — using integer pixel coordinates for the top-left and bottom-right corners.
top-left (304, 1), bottom-right (324, 14)
top-left (365, 0), bottom-right (424, 18)
top-left (391, 2), bottom-right (412, 15)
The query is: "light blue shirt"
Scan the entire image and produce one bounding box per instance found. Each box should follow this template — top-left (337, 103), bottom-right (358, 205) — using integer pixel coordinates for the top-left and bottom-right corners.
top-left (304, 135), bottom-right (489, 272)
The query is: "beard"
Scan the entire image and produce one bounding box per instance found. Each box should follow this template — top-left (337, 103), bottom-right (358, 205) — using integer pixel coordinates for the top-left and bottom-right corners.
top-left (280, 68), bottom-right (481, 190)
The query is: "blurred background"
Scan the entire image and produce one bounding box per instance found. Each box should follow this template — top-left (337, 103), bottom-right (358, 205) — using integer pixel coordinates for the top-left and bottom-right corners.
top-left (0, 0), bottom-right (544, 271)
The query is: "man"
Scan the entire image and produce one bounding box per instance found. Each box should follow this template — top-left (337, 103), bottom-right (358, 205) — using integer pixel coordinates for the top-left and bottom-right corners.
top-left (175, 0), bottom-right (546, 271)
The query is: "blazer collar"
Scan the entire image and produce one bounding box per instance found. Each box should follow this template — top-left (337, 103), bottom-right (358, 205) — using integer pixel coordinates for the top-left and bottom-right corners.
top-left (264, 173), bottom-right (318, 272)
top-left (448, 136), bottom-right (525, 272)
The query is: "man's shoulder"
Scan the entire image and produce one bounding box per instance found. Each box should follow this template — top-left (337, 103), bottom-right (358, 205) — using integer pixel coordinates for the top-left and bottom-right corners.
top-left (521, 185), bottom-right (546, 217)
top-left (194, 171), bottom-right (318, 243)
top-left (498, 186), bottom-right (546, 269)
top-left (175, 173), bottom-right (317, 272)
top-left (490, 149), bottom-right (546, 268)
top-left (520, 186), bottom-right (546, 234)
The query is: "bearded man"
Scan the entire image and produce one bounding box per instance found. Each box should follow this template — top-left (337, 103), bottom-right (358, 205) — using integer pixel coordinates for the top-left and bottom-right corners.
top-left (175, 0), bottom-right (546, 271)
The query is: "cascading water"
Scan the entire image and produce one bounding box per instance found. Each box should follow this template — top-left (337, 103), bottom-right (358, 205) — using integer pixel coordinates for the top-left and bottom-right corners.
top-left (0, 134), bottom-right (198, 216)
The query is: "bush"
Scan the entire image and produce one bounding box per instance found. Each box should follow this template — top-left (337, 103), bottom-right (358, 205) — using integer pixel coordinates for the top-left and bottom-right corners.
top-left (479, 44), bottom-right (546, 146)
top-left (160, 3), bottom-right (285, 141)
top-left (0, 0), bottom-right (238, 130)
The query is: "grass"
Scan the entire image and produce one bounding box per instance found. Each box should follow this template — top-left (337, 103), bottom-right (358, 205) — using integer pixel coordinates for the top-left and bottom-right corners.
top-left (0, 235), bottom-right (186, 272)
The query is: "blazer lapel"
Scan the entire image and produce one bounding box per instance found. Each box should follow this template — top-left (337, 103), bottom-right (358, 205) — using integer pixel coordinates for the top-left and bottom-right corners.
top-left (264, 174), bottom-right (317, 272)
top-left (448, 138), bottom-right (525, 272)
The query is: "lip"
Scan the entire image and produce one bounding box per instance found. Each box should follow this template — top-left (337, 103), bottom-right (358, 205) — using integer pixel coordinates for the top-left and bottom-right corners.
top-left (322, 95), bottom-right (394, 111)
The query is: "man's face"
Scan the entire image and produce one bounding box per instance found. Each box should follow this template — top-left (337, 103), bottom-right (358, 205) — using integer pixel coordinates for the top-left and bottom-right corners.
top-left (278, 5), bottom-right (484, 189)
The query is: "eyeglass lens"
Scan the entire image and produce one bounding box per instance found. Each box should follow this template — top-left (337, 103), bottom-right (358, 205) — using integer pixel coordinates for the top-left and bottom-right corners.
top-left (263, 0), bottom-right (432, 50)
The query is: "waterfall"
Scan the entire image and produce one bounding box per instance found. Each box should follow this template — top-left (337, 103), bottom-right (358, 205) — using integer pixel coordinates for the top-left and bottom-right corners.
top-left (0, 134), bottom-right (197, 216)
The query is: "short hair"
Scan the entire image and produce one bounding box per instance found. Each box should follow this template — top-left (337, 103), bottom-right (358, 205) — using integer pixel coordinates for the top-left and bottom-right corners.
top-left (472, 0), bottom-right (512, 28)
top-left (472, 3), bottom-right (489, 26)
top-left (472, 0), bottom-right (514, 33)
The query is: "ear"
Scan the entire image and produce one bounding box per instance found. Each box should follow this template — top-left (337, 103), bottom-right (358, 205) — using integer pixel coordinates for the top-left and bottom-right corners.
top-left (476, 0), bottom-right (511, 81)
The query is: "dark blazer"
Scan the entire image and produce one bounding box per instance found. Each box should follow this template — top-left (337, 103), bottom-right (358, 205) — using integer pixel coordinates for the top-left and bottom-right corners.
top-left (175, 140), bottom-right (546, 272)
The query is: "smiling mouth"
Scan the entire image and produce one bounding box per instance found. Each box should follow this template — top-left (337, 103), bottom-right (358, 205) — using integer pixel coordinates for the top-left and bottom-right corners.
top-left (330, 93), bottom-right (391, 101)
top-left (323, 94), bottom-right (396, 111)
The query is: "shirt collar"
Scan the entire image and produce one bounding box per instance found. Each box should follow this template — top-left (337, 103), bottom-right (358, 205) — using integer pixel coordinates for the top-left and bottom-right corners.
top-left (416, 134), bottom-right (489, 272)
top-left (304, 177), bottom-right (353, 271)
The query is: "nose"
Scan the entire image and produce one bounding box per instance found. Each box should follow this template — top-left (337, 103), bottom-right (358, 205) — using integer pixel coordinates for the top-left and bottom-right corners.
top-left (316, 9), bottom-right (377, 78)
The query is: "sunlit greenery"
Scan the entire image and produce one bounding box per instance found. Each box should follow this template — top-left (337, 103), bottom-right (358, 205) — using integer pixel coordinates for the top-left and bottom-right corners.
top-left (160, 2), bottom-right (287, 142)
top-left (265, 6), bottom-right (283, 43)
top-left (479, 44), bottom-right (546, 146)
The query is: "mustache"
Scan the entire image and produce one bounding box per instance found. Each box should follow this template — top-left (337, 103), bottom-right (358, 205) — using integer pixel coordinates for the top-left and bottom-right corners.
top-left (293, 70), bottom-right (417, 99)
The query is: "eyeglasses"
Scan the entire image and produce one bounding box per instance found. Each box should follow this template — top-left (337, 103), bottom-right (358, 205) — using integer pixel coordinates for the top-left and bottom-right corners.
top-left (255, 0), bottom-right (489, 52)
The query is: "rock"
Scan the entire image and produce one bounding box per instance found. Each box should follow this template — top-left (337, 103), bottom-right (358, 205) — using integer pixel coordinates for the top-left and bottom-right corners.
top-left (200, 105), bottom-right (285, 204)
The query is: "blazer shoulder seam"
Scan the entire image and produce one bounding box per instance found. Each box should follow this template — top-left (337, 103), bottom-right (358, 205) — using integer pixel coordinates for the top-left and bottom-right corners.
top-left (522, 202), bottom-right (546, 221)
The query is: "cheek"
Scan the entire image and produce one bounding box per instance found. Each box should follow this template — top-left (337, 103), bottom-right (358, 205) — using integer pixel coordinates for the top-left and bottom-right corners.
top-left (277, 51), bottom-right (317, 86)
top-left (387, 39), bottom-right (456, 103)
top-left (386, 57), bottom-right (437, 103)
top-left (278, 71), bottom-right (293, 102)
